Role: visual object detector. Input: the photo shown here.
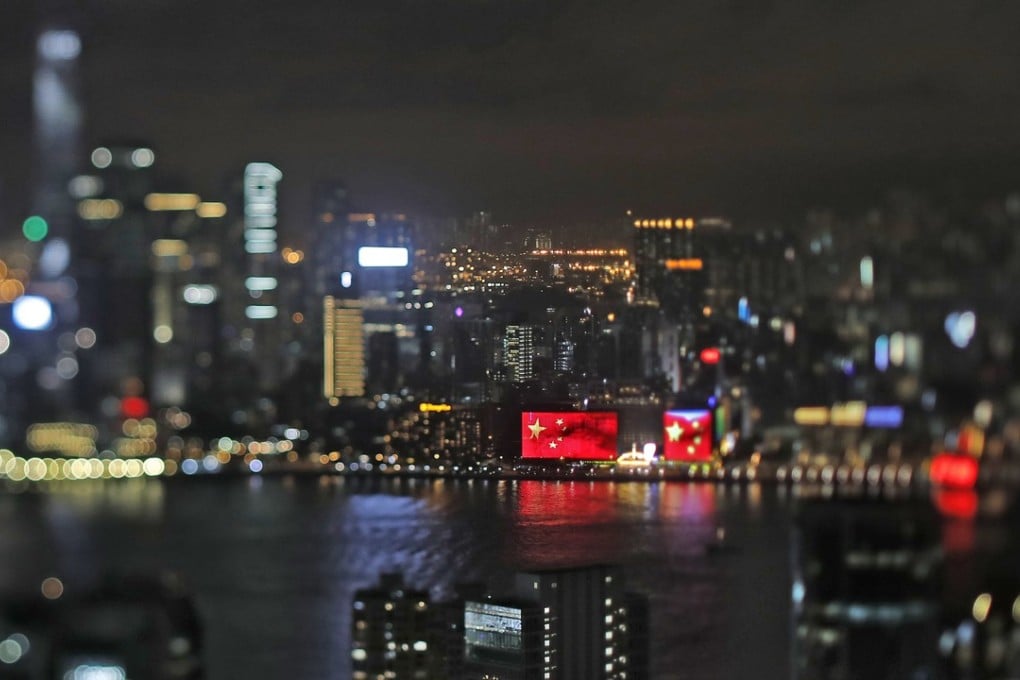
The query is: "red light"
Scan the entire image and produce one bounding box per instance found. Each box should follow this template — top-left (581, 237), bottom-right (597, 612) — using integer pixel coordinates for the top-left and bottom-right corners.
top-left (929, 453), bottom-right (978, 489)
top-left (662, 410), bottom-right (713, 462)
top-left (120, 396), bottom-right (149, 419)
top-left (700, 348), bottom-right (721, 364)
top-left (521, 411), bottom-right (618, 461)
top-left (934, 489), bottom-right (978, 520)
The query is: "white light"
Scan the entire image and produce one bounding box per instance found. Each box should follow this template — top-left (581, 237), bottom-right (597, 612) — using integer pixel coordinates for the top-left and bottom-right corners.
top-left (860, 256), bottom-right (874, 290)
top-left (12, 296), bottom-right (53, 331)
top-left (244, 229), bottom-right (277, 242)
top-left (68, 175), bottom-right (103, 198)
top-left (945, 311), bottom-right (977, 349)
top-left (38, 30), bottom-right (80, 60)
top-left (249, 459), bottom-right (263, 473)
top-left (642, 443), bottom-right (656, 461)
top-left (142, 458), bottom-right (165, 476)
top-left (340, 271), bottom-right (352, 288)
top-left (91, 147), bottom-right (112, 169)
top-left (245, 276), bottom-right (278, 291)
top-left (182, 285), bottom-right (217, 305)
top-left (0, 331), bottom-right (9, 355)
top-left (130, 148), bottom-right (155, 168)
top-left (0, 638), bottom-right (22, 664)
top-left (66, 664), bottom-right (126, 680)
top-left (56, 356), bottom-right (78, 379)
top-left (39, 238), bottom-right (71, 277)
top-left (245, 305), bottom-right (278, 319)
top-left (244, 241), bottom-right (276, 254)
top-left (153, 325), bottom-right (173, 343)
top-left (889, 332), bottom-right (906, 367)
top-left (358, 246), bottom-right (409, 268)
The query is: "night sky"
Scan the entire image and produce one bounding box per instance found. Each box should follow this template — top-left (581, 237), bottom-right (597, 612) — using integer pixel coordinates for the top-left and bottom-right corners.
top-left (3, 0), bottom-right (1020, 228)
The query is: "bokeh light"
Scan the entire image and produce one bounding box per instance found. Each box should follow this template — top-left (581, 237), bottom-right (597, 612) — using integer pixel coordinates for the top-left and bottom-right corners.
top-left (22, 215), bottom-right (48, 242)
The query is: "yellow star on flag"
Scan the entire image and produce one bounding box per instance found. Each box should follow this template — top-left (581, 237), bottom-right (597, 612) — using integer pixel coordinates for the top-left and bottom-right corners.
top-left (529, 419), bottom-right (547, 439)
top-left (666, 422), bottom-right (683, 442)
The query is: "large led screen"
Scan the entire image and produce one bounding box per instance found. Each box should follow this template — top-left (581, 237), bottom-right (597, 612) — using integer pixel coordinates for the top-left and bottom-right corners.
top-left (662, 409), bottom-right (713, 462)
top-left (357, 246), bottom-right (409, 268)
top-left (521, 411), bottom-right (618, 460)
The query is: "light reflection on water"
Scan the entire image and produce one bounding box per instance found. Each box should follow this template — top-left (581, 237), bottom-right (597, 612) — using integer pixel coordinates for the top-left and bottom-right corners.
top-left (0, 477), bottom-right (795, 679)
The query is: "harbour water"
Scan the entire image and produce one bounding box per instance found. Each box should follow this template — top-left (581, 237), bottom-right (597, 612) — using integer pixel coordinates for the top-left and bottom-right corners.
top-left (0, 476), bottom-right (1012, 678)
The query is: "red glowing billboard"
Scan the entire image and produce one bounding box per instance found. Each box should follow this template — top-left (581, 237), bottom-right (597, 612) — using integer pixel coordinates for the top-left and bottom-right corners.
top-left (520, 411), bottom-right (618, 460)
top-left (929, 453), bottom-right (978, 489)
top-left (662, 410), bottom-right (713, 462)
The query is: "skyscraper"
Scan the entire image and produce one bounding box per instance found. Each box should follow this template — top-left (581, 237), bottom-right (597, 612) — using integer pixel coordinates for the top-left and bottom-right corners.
top-left (33, 7), bottom-right (82, 242)
top-left (323, 295), bottom-right (366, 401)
top-left (504, 325), bottom-right (536, 383)
top-left (464, 565), bottom-right (649, 680)
top-left (241, 162), bottom-right (284, 390)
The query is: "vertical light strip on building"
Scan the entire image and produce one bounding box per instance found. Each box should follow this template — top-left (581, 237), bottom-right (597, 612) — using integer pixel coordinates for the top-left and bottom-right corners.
top-left (323, 296), bottom-right (336, 398)
top-left (243, 163), bottom-right (283, 321)
top-left (323, 296), bottom-right (365, 398)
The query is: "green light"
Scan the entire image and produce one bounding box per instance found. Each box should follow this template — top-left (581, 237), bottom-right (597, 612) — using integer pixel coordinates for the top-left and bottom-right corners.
top-left (22, 216), bottom-right (48, 242)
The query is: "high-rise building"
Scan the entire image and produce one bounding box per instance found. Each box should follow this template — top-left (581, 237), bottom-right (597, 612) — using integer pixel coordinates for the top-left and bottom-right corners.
top-left (462, 599), bottom-right (549, 679)
top-left (311, 201), bottom-right (418, 399)
top-left (241, 162), bottom-right (284, 391)
top-left (464, 565), bottom-right (649, 680)
top-left (323, 296), bottom-right (365, 401)
top-left (504, 325), bottom-right (536, 383)
top-left (4, 8), bottom-right (87, 441)
top-left (33, 12), bottom-right (82, 242)
top-left (351, 573), bottom-right (434, 680)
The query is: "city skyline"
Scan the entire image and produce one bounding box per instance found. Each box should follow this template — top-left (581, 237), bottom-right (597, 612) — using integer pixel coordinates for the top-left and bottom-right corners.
top-left (4, 0), bottom-right (1020, 227)
top-left (3, 3), bottom-right (1020, 679)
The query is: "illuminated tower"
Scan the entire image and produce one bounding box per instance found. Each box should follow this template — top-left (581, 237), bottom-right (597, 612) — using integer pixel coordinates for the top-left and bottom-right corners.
top-left (242, 162), bottom-right (284, 390)
top-left (33, 11), bottom-right (82, 242)
top-left (4, 6), bottom-right (86, 440)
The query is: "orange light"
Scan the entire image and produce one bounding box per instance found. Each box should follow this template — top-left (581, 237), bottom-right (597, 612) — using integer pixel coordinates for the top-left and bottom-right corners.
top-left (665, 258), bottom-right (703, 271)
top-left (144, 193), bottom-right (200, 211)
top-left (195, 202), bottom-right (227, 218)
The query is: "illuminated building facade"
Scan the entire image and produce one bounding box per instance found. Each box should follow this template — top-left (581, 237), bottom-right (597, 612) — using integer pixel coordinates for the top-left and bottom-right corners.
top-left (632, 216), bottom-right (740, 320)
top-left (311, 199), bottom-right (418, 398)
top-left (323, 296), bottom-right (365, 400)
top-left (511, 565), bottom-right (647, 680)
top-left (504, 325), bottom-right (536, 383)
top-left (351, 573), bottom-right (435, 680)
top-left (462, 600), bottom-right (548, 679)
top-left (465, 565), bottom-right (648, 680)
top-left (242, 162), bottom-right (284, 390)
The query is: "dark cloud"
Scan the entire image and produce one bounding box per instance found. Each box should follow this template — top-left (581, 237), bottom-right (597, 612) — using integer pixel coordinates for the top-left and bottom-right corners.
top-left (3, 0), bottom-right (1020, 227)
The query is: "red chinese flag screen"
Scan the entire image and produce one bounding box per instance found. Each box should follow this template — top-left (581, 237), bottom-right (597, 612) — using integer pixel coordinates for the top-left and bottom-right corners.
top-left (521, 411), bottom-right (618, 461)
top-left (663, 410), bottom-right (713, 461)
